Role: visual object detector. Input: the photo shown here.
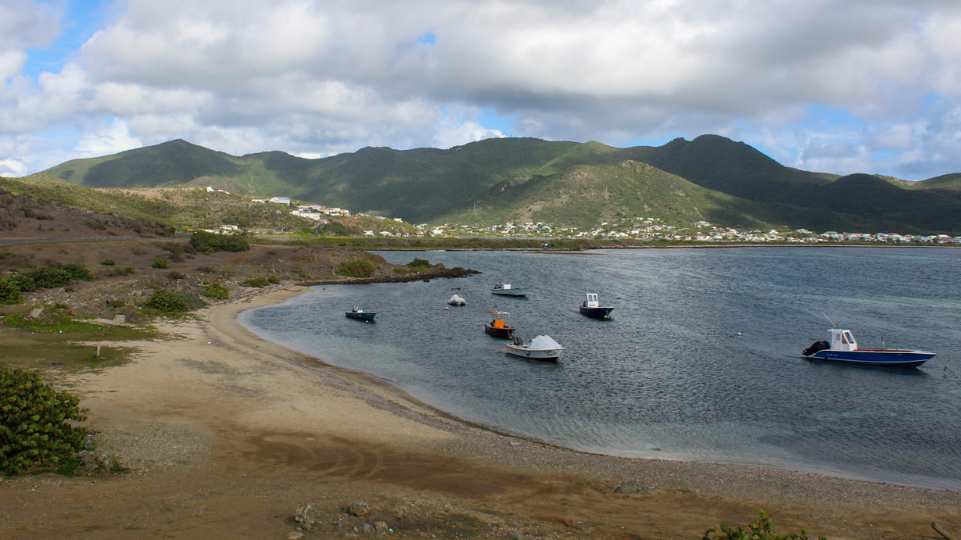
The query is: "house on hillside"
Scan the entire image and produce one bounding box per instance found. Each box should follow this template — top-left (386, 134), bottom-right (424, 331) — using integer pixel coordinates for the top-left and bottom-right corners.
top-left (268, 197), bottom-right (291, 205)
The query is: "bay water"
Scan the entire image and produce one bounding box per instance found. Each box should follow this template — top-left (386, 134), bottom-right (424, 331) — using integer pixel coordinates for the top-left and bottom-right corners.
top-left (239, 247), bottom-right (961, 491)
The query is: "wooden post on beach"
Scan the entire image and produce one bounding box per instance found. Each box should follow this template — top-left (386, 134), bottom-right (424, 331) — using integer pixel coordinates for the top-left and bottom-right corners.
top-left (96, 344), bottom-right (101, 358)
top-left (933, 523), bottom-right (957, 540)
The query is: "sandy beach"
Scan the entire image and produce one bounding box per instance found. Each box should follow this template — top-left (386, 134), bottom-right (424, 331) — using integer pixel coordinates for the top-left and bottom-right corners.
top-left (2, 284), bottom-right (960, 539)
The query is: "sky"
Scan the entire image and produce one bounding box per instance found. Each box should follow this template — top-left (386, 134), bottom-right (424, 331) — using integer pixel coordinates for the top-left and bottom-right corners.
top-left (2, 0), bottom-right (961, 180)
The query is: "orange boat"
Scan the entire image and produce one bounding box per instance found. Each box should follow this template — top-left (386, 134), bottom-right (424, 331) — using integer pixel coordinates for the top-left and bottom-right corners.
top-left (484, 311), bottom-right (516, 339)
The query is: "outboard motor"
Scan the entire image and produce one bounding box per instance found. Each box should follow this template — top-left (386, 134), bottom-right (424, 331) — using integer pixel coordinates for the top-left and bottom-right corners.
top-left (802, 340), bottom-right (830, 356)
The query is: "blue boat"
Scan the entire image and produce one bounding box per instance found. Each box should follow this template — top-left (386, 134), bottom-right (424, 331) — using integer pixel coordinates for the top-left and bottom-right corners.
top-left (346, 306), bottom-right (376, 322)
top-left (579, 293), bottom-right (614, 319)
top-left (802, 328), bottom-right (935, 367)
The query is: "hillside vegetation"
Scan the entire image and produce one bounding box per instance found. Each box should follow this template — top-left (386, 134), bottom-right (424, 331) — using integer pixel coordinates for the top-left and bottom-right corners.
top-left (38, 135), bottom-right (961, 234)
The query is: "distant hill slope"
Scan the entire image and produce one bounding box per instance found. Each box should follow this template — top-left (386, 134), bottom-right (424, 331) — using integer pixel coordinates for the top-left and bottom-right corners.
top-left (39, 136), bottom-right (961, 234)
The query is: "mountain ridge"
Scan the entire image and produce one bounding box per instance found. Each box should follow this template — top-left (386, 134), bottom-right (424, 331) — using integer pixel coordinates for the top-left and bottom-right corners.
top-left (38, 136), bottom-right (961, 234)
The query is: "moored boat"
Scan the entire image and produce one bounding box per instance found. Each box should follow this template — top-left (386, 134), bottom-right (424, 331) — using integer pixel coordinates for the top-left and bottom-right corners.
top-left (505, 335), bottom-right (564, 361)
top-left (491, 281), bottom-right (528, 297)
top-left (802, 328), bottom-right (935, 367)
top-left (579, 293), bottom-right (614, 319)
top-left (346, 306), bottom-right (376, 322)
top-left (447, 288), bottom-right (466, 306)
top-left (484, 311), bottom-right (516, 338)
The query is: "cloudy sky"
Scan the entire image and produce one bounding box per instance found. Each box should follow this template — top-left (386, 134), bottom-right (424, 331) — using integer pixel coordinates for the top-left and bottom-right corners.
top-left (2, 0), bottom-right (961, 180)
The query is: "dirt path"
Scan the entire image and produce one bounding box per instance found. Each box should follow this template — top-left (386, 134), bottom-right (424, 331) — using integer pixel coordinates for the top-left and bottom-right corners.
top-left (2, 286), bottom-right (960, 539)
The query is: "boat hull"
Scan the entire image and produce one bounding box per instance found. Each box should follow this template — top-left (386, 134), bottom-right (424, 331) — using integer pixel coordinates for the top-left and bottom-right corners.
top-left (579, 306), bottom-right (614, 318)
top-left (491, 289), bottom-right (528, 297)
top-left (505, 345), bottom-right (563, 361)
top-left (806, 349), bottom-right (934, 367)
top-left (346, 312), bottom-right (376, 321)
top-left (484, 324), bottom-right (515, 338)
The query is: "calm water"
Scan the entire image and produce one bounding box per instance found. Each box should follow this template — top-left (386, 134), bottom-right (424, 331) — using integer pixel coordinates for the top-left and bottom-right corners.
top-left (239, 247), bottom-right (961, 491)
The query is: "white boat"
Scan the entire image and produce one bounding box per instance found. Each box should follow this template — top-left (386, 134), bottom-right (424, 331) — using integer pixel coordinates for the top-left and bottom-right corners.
top-left (491, 281), bottom-right (528, 297)
top-left (447, 287), bottom-right (466, 306)
top-left (505, 335), bottom-right (564, 361)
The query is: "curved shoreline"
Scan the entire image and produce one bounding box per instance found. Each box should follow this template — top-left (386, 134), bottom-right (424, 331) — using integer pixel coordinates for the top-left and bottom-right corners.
top-left (217, 284), bottom-right (961, 503)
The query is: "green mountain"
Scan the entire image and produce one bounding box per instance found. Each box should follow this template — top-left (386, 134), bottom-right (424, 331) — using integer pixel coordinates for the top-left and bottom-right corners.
top-left (38, 136), bottom-right (961, 234)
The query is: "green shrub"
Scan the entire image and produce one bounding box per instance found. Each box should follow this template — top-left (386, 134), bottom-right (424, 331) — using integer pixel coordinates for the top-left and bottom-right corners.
top-left (61, 263), bottom-right (94, 282)
top-left (241, 277), bottom-right (270, 288)
top-left (11, 275), bottom-right (36, 292)
top-left (337, 258), bottom-right (378, 278)
top-left (0, 367), bottom-right (88, 475)
top-left (320, 221), bottom-right (363, 237)
top-left (18, 266), bottom-right (71, 289)
top-left (176, 291), bottom-right (206, 311)
top-left (407, 258), bottom-right (431, 268)
top-left (110, 266), bottom-right (136, 277)
top-left (703, 509), bottom-right (826, 540)
top-left (141, 289), bottom-right (189, 313)
top-left (100, 259), bottom-right (115, 266)
top-left (151, 257), bottom-right (169, 269)
top-left (189, 231), bottom-right (250, 253)
top-left (267, 274), bottom-right (281, 284)
top-left (203, 283), bottom-right (230, 300)
top-left (0, 278), bottom-right (22, 305)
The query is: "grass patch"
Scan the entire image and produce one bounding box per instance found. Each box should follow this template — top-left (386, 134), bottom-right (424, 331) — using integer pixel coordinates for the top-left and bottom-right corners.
top-left (0, 309), bottom-right (161, 372)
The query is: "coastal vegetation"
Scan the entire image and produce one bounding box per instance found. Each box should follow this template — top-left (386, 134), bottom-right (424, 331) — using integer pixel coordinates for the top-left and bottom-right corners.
top-left (189, 230), bottom-right (250, 253)
top-left (202, 282), bottom-right (229, 299)
top-left (140, 289), bottom-right (189, 313)
top-left (336, 258), bottom-right (378, 278)
top-left (704, 509), bottom-right (826, 540)
top-left (0, 366), bottom-right (87, 475)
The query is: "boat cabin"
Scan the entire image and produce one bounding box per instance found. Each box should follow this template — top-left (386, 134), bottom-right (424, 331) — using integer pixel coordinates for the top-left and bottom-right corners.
top-left (829, 329), bottom-right (858, 351)
top-left (494, 283), bottom-right (514, 290)
top-left (584, 293), bottom-right (599, 308)
top-left (490, 318), bottom-right (507, 328)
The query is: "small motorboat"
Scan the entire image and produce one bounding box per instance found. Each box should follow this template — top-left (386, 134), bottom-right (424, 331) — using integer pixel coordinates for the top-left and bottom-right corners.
top-left (579, 293), bottom-right (614, 319)
top-left (345, 306), bottom-right (376, 322)
top-left (802, 328), bottom-right (935, 367)
top-left (484, 311), bottom-right (516, 339)
top-left (447, 288), bottom-right (466, 306)
top-left (505, 335), bottom-right (564, 361)
top-left (491, 281), bottom-right (528, 297)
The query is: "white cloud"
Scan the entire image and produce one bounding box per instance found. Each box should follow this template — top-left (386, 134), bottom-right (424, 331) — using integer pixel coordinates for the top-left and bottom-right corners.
top-left (74, 119), bottom-right (142, 156)
top-left (3, 0), bottom-right (961, 179)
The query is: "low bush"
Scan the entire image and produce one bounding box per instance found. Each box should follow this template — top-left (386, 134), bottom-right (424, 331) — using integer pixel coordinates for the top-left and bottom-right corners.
top-left (336, 258), bottom-right (377, 278)
top-left (0, 278), bottom-right (23, 304)
top-left (176, 291), bottom-right (206, 311)
top-left (267, 275), bottom-right (281, 284)
top-left (18, 266), bottom-right (71, 289)
top-left (61, 263), bottom-right (94, 282)
top-left (203, 283), bottom-right (229, 300)
top-left (189, 231), bottom-right (250, 253)
top-left (407, 258), bottom-right (431, 268)
top-left (0, 367), bottom-right (88, 475)
top-left (110, 266), bottom-right (136, 277)
top-left (99, 259), bottom-right (115, 266)
top-left (703, 509), bottom-right (826, 540)
top-left (151, 257), bottom-right (169, 269)
top-left (167, 271), bottom-right (184, 280)
top-left (141, 289), bottom-right (189, 313)
top-left (241, 277), bottom-right (270, 288)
